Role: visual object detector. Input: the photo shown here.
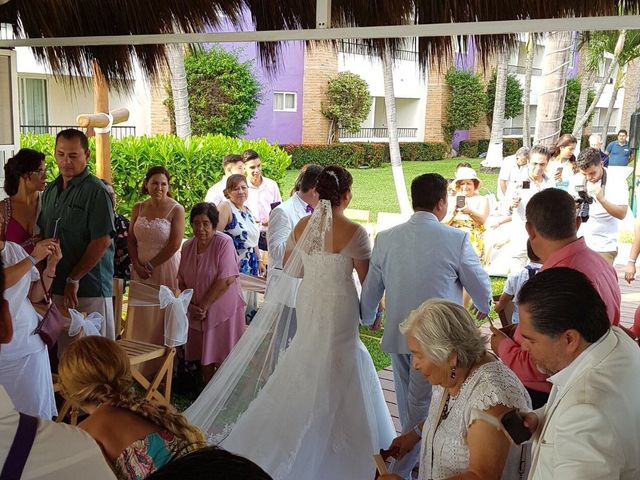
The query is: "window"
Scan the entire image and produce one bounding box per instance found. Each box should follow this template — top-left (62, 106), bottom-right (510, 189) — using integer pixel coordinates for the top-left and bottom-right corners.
top-left (273, 92), bottom-right (297, 112)
top-left (19, 77), bottom-right (48, 130)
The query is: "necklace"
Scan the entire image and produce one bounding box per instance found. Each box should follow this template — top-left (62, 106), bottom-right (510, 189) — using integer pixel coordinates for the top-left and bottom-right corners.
top-left (440, 393), bottom-right (458, 421)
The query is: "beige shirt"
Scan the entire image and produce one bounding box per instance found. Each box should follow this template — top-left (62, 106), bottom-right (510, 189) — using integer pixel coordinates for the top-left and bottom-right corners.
top-left (0, 386), bottom-right (116, 479)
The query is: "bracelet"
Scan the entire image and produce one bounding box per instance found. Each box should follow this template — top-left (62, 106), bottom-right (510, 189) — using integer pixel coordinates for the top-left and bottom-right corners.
top-left (66, 277), bottom-right (80, 285)
top-left (412, 424), bottom-right (422, 438)
top-left (27, 255), bottom-right (38, 266)
top-left (46, 274), bottom-right (56, 279)
top-left (629, 258), bottom-right (638, 265)
top-left (144, 261), bottom-right (154, 272)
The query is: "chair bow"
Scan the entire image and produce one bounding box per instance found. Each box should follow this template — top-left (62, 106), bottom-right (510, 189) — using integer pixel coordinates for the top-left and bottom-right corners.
top-left (159, 286), bottom-right (193, 347)
top-left (68, 309), bottom-right (103, 337)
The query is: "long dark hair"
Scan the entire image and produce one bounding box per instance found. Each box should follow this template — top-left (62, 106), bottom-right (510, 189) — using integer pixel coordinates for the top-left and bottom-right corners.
top-left (4, 149), bottom-right (45, 196)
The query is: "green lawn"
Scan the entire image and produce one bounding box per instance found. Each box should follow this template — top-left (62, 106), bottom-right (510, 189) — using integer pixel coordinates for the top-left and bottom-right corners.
top-left (282, 159), bottom-right (495, 216)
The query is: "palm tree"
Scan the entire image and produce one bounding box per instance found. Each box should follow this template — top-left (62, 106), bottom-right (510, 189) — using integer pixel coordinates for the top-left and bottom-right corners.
top-left (571, 38), bottom-right (596, 151)
top-left (521, 34), bottom-right (535, 148)
top-left (382, 44), bottom-right (411, 215)
top-left (534, 32), bottom-right (572, 146)
top-left (573, 30), bottom-right (627, 135)
top-left (167, 43), bottom-right (192, 139)
top-left (485, 53), bottom-right (509, 167)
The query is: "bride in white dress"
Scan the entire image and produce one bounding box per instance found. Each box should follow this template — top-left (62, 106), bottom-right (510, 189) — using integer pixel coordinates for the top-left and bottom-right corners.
top-left (186, 166), bottom-right (395, 479)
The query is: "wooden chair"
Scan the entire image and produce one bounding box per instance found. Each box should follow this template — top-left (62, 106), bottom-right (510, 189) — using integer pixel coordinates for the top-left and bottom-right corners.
top-left (112, 277), bottom-right (125, 339)
top-left (492, 294), bottom-right (513, 328)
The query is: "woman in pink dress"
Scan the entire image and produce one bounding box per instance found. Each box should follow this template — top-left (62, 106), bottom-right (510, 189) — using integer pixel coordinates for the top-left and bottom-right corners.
top-left (128, 167), bottom-right (184, 346)
top-left (178, 203), bottom-right (245, 384)
top-left (0, 149), bottom-right (47, 252)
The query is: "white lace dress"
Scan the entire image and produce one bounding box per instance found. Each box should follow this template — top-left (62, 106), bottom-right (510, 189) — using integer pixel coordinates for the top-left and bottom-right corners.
top-left (418, 361), bottom-right (532, 480)
top-left (220, 225), bottom-right (396, 479)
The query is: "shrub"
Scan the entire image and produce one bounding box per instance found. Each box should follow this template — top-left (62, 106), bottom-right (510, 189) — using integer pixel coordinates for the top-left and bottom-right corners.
top-left (458, 138), bottom-right (522, 158)
top-left (322, 72), bottom-right (372, 143)
top-left (486, 72), bottom-right (524, 124)
top-left (561, 78), bottom-right (596, 135)
top-left (444, 70), bottom-right (487, 141)
top-left (165, 47), bottom-right (261, 137)
top-left (20, 133), bottom-right (290, 223)
top-left (280, 142), bottom-right (449, 169)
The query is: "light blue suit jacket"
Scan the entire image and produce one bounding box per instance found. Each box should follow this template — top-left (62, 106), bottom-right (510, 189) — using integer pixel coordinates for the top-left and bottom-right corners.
top-left (361, 211), bottom-right (492, 355)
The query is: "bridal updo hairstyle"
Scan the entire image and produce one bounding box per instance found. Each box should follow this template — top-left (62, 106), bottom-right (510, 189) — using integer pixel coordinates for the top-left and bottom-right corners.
top-left (4, 148), bottom-right (45, 196)
top-left (315, 166), bottom-right (353, 207)
top-left (59, 336), bottom-right (206, 450)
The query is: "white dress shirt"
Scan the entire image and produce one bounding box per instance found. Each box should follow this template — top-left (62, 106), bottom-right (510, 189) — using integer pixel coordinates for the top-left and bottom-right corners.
top-left (0, 386), bottom-right (116, 479)
top-left (204, 179), bottom-right (226, 205)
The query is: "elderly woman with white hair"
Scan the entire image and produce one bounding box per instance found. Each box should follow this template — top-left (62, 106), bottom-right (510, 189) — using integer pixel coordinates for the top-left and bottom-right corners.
top-left (380, 299), bottom-right (531, 480)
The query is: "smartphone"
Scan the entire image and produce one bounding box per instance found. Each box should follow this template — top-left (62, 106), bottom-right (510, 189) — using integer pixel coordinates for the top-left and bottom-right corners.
top-left (500, 409), bottom-right (533, 445)
top-left (456, 195), bottom-right (466, 209)
top-left (522, 180), bottom-right (531, 189)
top-left (52, 217), bottom-right (62, 240)
top-left (556, 166), bottom-right (563, 176)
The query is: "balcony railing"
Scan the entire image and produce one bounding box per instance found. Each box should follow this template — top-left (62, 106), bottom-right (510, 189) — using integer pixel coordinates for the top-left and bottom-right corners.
top-left (338, 41), bottom-right (418, 62)
top-left (20, 125), bottom-right (136, 139)
top-left (503, 127), bottom-right (536, 136)
top-left (507, 65), bottom-right (542, 76)
top-left (339, 127), bottom-right (418, 139)
top-left (590, 125), bottom-right (618, 134)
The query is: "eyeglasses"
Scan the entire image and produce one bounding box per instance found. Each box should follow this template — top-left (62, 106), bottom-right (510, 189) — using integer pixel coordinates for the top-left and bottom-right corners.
top-left (29, 169), bottom-right (47, 178)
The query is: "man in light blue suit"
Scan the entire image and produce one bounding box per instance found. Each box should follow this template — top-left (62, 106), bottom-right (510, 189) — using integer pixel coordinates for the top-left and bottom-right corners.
top-left (361, 173), bottom-right (492, 479)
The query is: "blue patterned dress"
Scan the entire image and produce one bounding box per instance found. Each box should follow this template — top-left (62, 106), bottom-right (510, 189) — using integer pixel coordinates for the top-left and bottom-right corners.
top-left (223, 201), bottom-right (260, 322)
top-left (223, 201), bottom-right (260, 275)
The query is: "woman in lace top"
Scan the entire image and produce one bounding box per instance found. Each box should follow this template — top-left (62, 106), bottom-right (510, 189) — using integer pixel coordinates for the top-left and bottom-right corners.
top-left (380, 299), bottom-right (531, 480)
top-left (59, 336), bottom-right (206, 480)
top-left (0, 149), bottom-right (47, 253)
top-left (128, 166), bottom-right (184, 289)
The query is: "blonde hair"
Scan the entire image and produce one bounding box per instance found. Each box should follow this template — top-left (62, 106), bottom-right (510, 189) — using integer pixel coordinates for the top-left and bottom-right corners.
top-left (399, 299), bottom-right (485, 369)
top-left (58, 336), bottom-right (206, 450)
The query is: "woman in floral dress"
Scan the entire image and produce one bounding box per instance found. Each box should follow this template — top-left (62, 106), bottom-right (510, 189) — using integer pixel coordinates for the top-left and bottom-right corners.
top-left (216, 174), bottom-right (262, 322)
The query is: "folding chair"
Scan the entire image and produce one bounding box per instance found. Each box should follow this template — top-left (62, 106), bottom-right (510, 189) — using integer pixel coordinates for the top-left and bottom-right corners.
top-left (113, 277), bottom-right (125, 339)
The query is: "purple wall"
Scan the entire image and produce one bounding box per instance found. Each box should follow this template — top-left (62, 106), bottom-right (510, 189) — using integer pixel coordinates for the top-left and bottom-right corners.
top-left (210, 17), bottom-right (305, 144)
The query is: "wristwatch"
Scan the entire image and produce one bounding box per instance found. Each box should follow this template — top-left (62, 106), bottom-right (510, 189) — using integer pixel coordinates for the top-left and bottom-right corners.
top-left (66, 277), bottom-right (80, 285)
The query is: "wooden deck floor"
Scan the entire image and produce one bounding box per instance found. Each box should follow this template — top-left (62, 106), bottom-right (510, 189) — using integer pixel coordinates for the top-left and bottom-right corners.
top-left (379, 266), bottom-right (640, 434)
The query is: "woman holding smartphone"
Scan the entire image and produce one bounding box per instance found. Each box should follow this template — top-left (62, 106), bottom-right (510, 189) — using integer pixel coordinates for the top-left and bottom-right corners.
top-left (443, 167), bottom-right (490, 263)
top-left (379, 299), bottom-right (531, 480)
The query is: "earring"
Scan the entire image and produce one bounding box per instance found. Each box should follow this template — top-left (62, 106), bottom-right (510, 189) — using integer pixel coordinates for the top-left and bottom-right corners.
top-left (450, 366), bottom-right (457, 380)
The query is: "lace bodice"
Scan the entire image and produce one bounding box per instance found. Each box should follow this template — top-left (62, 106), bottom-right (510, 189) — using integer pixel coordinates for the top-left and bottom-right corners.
top-left (418, 361), bottom-right (532, 480)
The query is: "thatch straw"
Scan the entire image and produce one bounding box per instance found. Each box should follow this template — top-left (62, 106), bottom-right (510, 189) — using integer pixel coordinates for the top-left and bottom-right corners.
top-left (0, 0), bottom-right (638, 89)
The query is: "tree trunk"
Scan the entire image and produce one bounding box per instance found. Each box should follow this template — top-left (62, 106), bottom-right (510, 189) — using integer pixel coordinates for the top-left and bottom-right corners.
top-left (382, 45), bottom-right (412, 215)
top-left (534, 32), bottom-right (572, 146)
top-left (485, 54), bottom-right (509, 167)
top-left (522, 35), bottom-right (535, 148)
top-left (573, 30), bottom-right (626, 135)
top-left (601, 66), bottom-right (624, 138)
top-left (572, 68), bottom-right (596, 150)
top-left (167, 44), bottom-right (192, 139)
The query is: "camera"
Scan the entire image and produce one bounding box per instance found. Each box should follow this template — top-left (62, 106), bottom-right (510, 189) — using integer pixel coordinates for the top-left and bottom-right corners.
top-left (521, 180), bottom-right (531, 189)
top-left (575, 185), bottom-right (593, 222)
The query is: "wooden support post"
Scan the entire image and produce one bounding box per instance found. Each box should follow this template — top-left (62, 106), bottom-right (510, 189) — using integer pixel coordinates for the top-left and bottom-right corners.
top-left (92, 61), bottom-right (111, 182)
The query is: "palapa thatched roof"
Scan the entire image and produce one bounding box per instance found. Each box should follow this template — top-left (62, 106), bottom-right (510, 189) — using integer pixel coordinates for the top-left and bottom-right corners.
top-left (0, 0), bottom-right (638, 89)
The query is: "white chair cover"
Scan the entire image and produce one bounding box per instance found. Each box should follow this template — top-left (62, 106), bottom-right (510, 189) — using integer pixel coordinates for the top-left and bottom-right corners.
top-left (67, 309), bottom-right (103, 337)
top-left (127, 281), bottom-right (193, 347)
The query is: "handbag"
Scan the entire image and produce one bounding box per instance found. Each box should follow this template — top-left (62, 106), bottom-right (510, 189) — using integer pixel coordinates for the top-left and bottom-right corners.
top-left (32, 276), bottom-right (65, 349)
top-left (0, 413), bottom-right (38, 480)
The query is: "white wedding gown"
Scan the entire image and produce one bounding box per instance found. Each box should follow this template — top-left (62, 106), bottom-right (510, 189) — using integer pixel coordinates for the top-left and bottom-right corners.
top-left (207, 220), bottom-right (395, 479)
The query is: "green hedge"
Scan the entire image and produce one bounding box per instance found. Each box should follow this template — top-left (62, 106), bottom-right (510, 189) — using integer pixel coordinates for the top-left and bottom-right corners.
top-left (280, 142), bottom-right (449, 169)
top-left (458, 138), bottom-right (523, 158)
top-left (20, 133), bottom-right (291, 221)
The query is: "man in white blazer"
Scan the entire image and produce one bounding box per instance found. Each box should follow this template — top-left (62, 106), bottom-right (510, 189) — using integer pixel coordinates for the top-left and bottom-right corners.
top-left (361, 173), bottom-right (492, 479)
top-left (518, 267), bottom-right (640, 480)
top-left (265, 164), bottom-right (321, 299)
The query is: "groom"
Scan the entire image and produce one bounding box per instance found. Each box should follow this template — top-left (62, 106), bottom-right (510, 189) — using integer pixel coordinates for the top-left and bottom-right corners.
top-left (361, 173), bottom-right (492, 479)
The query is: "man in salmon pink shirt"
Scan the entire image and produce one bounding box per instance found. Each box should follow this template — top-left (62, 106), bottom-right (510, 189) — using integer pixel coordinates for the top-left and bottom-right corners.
top-left (490, 188), bottom-right (620, 408)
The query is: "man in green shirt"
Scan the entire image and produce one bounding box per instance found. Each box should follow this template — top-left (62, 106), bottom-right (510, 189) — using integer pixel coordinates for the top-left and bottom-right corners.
top-left (38, 129), bottom-right (116, 339)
